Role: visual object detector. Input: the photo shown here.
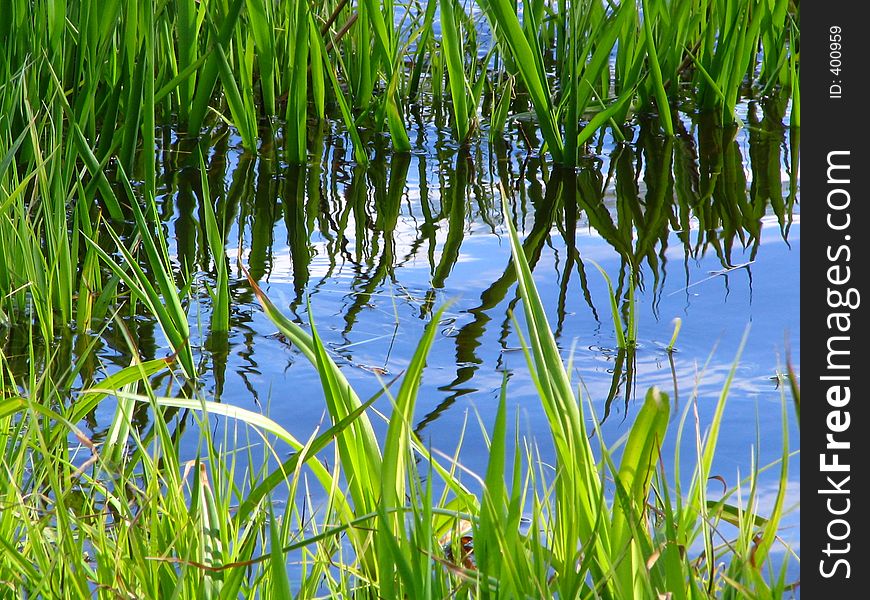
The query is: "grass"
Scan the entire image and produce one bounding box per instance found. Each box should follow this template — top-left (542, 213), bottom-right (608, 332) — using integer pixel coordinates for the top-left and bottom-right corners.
top-left (0, 1), bottom-right (797, 170)
top-left (0, 1), bottom-right (798, 596)
top-left (0, 199), bottom-right (797, 596)
top-left (0, 0), bottom-right (797, 341)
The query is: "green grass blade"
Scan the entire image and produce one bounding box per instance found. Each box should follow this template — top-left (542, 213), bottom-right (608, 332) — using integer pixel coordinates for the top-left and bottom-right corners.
top-left (188, 0), bottom-right (245, 133)
top-left (641, 0), bottom-right (674, 135)
top-left (440, 0), bottom-right (469, 142)
top-left (611, 387), bottom-right (669, 549)
top-left (200, 155), bottom-right (230, 333)
top-left (268, 503), bottom-right (293, 597)
top-left (587, 259), bottom-right (627, 349)
top-left (245, 0), bottom-right (276, 115)
top-left (478, 0), bottom-right (563, 162)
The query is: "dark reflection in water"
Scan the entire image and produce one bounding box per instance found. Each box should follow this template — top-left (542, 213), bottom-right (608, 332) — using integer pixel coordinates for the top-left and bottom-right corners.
top-left (1, 94), bottom-right (798, 446)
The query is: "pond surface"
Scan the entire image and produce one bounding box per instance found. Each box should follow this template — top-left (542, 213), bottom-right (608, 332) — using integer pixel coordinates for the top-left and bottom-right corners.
top-left (2, 94), bottom-right (800, 579)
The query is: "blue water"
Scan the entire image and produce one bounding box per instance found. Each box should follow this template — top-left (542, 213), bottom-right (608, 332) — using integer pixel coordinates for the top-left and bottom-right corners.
top-left (72, 98), bottom-right (800, 587)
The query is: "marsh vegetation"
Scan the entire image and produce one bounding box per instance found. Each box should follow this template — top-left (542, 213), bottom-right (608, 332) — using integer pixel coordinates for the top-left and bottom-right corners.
top-left (0, 0), bottom-right (799, 597)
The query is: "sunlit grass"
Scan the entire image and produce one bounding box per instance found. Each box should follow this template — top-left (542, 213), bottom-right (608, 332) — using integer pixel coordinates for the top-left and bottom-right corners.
top-left (0, 1), bottom-right (799, 597)
top-left (0, 218), bottom-right (797, 597)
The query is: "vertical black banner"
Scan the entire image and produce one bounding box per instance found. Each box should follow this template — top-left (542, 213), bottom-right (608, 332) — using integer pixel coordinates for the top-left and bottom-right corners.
top-left (803, 2), bottom-right (868, 596)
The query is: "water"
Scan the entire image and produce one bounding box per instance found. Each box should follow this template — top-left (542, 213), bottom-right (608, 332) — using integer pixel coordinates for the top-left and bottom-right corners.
top-left (1, 93), bottom-right (800, 582)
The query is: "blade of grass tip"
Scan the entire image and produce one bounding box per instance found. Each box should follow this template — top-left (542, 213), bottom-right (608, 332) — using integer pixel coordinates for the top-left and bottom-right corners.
top-left (667, 317), bottom-right (682, 352)
top-left (641, 0), bottom-right (674, 135)
top-left (611, 387), bottom-right (670, 551)
top-left (587, 259), bottom-right (626, 349)
top-left (440, 0), bottom-right (469, 143)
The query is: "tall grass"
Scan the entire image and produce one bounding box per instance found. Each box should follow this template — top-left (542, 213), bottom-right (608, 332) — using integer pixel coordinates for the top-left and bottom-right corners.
top-left (1, 1), bottom-right (796, 173)
top-left (0, 206), bottom-right (797, 596)
top-left (0, 1), bottom-right (798, 596)
top-left (439, 0), bottom-right (490, 144)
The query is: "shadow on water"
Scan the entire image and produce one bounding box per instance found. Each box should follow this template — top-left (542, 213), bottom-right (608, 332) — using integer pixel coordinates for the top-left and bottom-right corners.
top-left (1, 94), bottom-right (798, 438)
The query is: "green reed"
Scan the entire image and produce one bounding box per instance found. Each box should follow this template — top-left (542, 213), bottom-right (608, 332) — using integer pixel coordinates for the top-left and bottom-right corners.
top-left (0, 211), bottom-right (796, 597)
top-left (1, 1), bottom-right (796, 174)
top-left (0, 1), bottom-right (798, 596)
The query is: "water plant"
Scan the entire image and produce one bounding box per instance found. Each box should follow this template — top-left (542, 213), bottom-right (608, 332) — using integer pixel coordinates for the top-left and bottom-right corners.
top-left (1, 1), bottom-right (797, 172)
top-left (0, 1), bottom-right (799, 597)
top-left (0, 203), bottom-right (796, 596)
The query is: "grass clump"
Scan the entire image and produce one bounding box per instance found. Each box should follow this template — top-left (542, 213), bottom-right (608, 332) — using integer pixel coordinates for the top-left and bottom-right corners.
top-left (0, 1), bottom-right (799, 597)
top-left (0, 200), bottom-right (797, 597)
top-left (1, 1), bottom-right (797, 167)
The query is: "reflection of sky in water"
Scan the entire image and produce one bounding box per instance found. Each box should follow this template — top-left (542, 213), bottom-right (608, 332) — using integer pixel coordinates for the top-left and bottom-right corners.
top-left (215, 204), bottom-right (800, 579)
top-left (80, 104), bottom-right (801, 583)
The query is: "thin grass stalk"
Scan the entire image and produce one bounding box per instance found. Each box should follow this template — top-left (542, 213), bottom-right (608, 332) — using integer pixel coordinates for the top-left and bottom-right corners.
top-left (188, 0), bottom-right (245, 135)
top-left (501, 188), bottom-right (615, 593)
top-left (200, 156), bottom-right (230, 333)
top-left (440, 0), bottom-right (471, 143)
top-left (286, 1), bottom-right (310, 164)
top-left (641, 0), bottom-right (674, 135)
top-left (245, 0), bottom-right (277, 115)
top-left (87, 168), bottom-right (196, 380)
top-left (478, 0), bottom-right (564, 162)
top-left (311, 12), bottom-right (368, 165)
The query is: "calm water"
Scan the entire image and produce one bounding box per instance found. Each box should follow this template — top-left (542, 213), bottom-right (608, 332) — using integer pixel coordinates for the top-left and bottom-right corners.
top-left (2, 93), bottom-right (800, 579)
